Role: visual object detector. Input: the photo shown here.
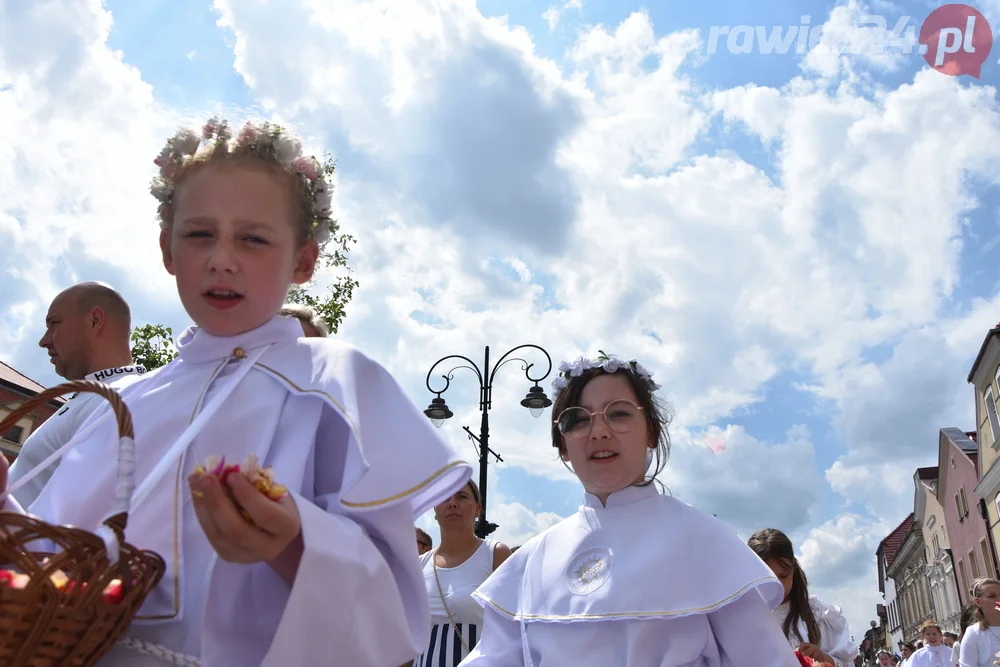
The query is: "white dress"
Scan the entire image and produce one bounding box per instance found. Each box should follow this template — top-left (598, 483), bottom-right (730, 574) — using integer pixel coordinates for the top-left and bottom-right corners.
top-left (773, 596), bottom-right (859, 666)
top-left (4, 315), bottom-right (472, 666)
top-left (910, 644), bottom-right (958, 667)
top-left (959, 624), bottom-right (1000, 667)
top-left (460, 484), bottom-right (801, 666)
top-left (416, 540), bottom-right (498, 666)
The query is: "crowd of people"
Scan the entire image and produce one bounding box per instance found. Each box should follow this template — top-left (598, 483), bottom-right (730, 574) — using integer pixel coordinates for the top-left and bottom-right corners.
top-left (0, 116), bottom-right (969, 666)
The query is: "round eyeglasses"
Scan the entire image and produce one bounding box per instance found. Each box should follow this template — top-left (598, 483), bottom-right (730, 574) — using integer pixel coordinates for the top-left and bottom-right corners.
top-left (555, 400), bottom-right (644, 440)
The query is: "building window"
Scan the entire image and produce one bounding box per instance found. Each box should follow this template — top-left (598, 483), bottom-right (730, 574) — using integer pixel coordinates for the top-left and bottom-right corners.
top-left (958, 494), bottom-right (965, 520)
top-left (960, 558), bottom-right (970, 599)
top-left (1, 425), bottom-right (23, 444)
top-left (983, 538), bottom-right (996, 579)
top-left (987, 387), bottom-right (1000, 446)
top-left (972, 549), bottom-right (981, 579)
top-left (933, 534), bottom-right (941, 555)
top-left (961, 488), bottom-right (970, 517)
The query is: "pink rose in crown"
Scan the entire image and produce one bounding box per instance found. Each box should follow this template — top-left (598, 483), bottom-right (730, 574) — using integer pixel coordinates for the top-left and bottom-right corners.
top-left (292, 156), bottom-right (319, 181)
top-left (238, 123), bottom-right (258, 143)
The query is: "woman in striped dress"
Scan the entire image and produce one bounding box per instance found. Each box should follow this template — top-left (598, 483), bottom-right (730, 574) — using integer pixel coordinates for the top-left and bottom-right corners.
top-left (414, 480), bottom-right (512, 666)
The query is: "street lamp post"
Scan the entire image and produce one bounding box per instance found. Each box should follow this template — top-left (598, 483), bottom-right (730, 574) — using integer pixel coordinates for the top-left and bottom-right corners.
top-left (423, 344), bottom-right (553, 538)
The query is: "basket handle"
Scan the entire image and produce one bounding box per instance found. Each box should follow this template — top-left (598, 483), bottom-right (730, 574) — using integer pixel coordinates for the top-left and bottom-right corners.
top-left (0, 380), bottom-right (135, 566)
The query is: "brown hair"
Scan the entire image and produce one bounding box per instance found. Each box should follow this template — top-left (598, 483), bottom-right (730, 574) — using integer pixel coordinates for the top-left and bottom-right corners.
top-left (549, 366), bottom-right (672, 485)
top-left (415, 527), bottom-right (432, 548)
top-left (464, 479), bottom-right (481, 504)
top-left (159, 140), bottom-right (318, 246)
top-left (971, 577), bottom-right (1000, 629)
top-left (748, 528), bottom-right (819, 645)
top-left (918, 619), bottom-right (942, 635)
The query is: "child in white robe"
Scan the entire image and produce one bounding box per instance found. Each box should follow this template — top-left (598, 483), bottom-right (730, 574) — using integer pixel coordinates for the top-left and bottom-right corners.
top-left (908, 620), bottom-right (954, 667)
top-left (958, 578), bottom-right (1000, 667)
top-left (749, 528), bottom-right (858, 667)
top-left (459, 353), bottom-right (801, 666)
top-left (0, 118), bottom-right (472, 666)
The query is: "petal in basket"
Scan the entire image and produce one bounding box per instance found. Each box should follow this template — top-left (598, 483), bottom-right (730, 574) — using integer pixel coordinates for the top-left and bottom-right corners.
top-left (0, 568), bottom-right (126, 603)
top-left (0, 379), bottom-right (166, 667)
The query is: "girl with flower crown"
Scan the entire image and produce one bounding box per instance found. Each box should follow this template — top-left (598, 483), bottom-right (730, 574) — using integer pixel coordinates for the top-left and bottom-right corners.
top-left (0, 118), bottom-right (472, 666)
top-left (458, 353), bottom-right (800, 666)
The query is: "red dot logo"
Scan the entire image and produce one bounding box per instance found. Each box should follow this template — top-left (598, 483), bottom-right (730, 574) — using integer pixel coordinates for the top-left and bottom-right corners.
top-left (919, 4), bottom-right (993, 78)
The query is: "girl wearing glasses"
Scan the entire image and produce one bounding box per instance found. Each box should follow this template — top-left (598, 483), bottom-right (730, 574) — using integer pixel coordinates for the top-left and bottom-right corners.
top-left (459, 353), bottom-right (799, 666)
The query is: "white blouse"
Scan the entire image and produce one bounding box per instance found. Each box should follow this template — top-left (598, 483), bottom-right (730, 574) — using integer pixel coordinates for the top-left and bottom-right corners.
top-left (773, 596), bottom-right (858, 667)
top-left (460, 484), bottom-right (801, 666)
top-left (959, 624), bottom-right (1000, 667)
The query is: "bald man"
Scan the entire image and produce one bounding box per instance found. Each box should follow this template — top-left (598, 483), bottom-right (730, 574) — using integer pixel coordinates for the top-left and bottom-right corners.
top-left (9, 282), bottom-right (147, 507)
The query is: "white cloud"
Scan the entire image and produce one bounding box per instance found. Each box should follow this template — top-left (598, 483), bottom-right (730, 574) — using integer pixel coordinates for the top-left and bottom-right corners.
top-left (542, 0), bottom-right (583, 33)
top-left (797, 513), bottom-right (892, 644)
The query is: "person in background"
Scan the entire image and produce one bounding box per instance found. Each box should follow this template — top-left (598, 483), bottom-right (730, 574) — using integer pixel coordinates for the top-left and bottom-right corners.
top-left (906, 621), bottom-right (950, 666)
top-left (942, 632), bottom-right (957, 667)
top-left (417, 527), bottom-right (433, 556)
top-left (876, 649), bottom-right (895, 666)
top-left (9, 281), bottom-right (146, 507)
top-left (749, 528), bottom-right (859, 667)
top-left (279, 303), bottom-right (328, 338)
top-left (957, 578), bottom-right (1000, 667)
top-left (412, 480), bottom-right (511, 666)
top-left (900, 643), bottom-right (916, 664)
top-left (952, 603), bottom-right (978, 666)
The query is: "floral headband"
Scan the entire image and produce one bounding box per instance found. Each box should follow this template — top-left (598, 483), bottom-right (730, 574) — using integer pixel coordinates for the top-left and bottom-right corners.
top-left (149, 117), bottom-right (335, 246)
top-left (551, 350), bottom-right (661, 398)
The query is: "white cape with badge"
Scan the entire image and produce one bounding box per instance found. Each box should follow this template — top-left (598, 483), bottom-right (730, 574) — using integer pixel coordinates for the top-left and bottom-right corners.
top-left (24, 315), bottom-right (473, 667)
top-left (463, 485), bottom-right (800, 666)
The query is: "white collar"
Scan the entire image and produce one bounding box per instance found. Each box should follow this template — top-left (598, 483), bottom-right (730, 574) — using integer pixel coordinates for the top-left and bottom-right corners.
top-left (176, 315), bottom-right (301, 364)
top-left (582, 482), bottom-right (658, 510)
top-left (85, 364), bottom-right (147, 383)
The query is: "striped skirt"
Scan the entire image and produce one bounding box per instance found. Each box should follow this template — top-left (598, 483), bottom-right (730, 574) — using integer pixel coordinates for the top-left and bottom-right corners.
top-left (414, 622), bottom-right (479, 667)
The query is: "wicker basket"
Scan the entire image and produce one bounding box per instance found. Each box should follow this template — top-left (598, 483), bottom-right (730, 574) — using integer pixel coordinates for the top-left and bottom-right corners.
top-left (0, 380), bottom-right (166, 667)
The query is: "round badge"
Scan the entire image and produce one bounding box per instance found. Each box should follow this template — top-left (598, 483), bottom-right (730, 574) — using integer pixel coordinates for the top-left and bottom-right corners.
top-left (564, 548), bottom-right (613, 595)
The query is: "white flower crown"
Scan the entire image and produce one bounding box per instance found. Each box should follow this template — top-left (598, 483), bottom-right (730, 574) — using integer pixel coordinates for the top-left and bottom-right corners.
top-left (149, 117), bottom-right (336, 246)
top-left (551, 350), bottom-right (661, 398)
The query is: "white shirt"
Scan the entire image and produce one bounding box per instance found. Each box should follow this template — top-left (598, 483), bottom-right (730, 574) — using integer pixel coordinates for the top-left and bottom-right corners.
top-left (422, 540), bottom-right (497, 626)
top-left (959, 624), bottom-right (1000, 667)
top-left (773, 596), bottom-right (859, 667)
top-left (462, 484), bottom-right (801, 666)
top-left (910, 643), bottom-right (957, 667)
top-left (8, 364), bottom-right (147, 507)
top-left (14, 316), bottom-right (473, 666)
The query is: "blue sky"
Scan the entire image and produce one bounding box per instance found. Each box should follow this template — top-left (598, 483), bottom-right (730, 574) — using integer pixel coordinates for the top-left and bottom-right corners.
top-left (4, 0), bottom-right (1000, 640)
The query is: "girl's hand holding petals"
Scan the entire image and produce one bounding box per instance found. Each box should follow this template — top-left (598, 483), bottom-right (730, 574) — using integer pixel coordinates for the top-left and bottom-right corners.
top-left (189, 470), bottom-right (301, 567)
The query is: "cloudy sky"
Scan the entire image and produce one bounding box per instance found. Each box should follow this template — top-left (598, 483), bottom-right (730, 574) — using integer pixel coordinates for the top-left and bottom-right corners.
top-left (3, 0), bottom-right (1000, 643)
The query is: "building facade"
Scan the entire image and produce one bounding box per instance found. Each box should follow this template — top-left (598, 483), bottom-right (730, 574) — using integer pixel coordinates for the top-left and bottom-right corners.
top-left (939, 427), bottom-right (997, 604)
top-left (878, 514), bottom-right (915, 651)
top-left (913, 467), bottom-right (962, 634)
top-left (886, 519), bottom-right (936, 644)
top-left (971, 324), bottom-right (1000, 580)
top-left (0, 361), bottom-right (63, 463)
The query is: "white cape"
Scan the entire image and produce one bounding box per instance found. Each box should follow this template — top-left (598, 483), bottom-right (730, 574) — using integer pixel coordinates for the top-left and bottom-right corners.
top-left (17, 315), bottom-right (472, 666)
top-left (462, 485), bottom-right (799, 666)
